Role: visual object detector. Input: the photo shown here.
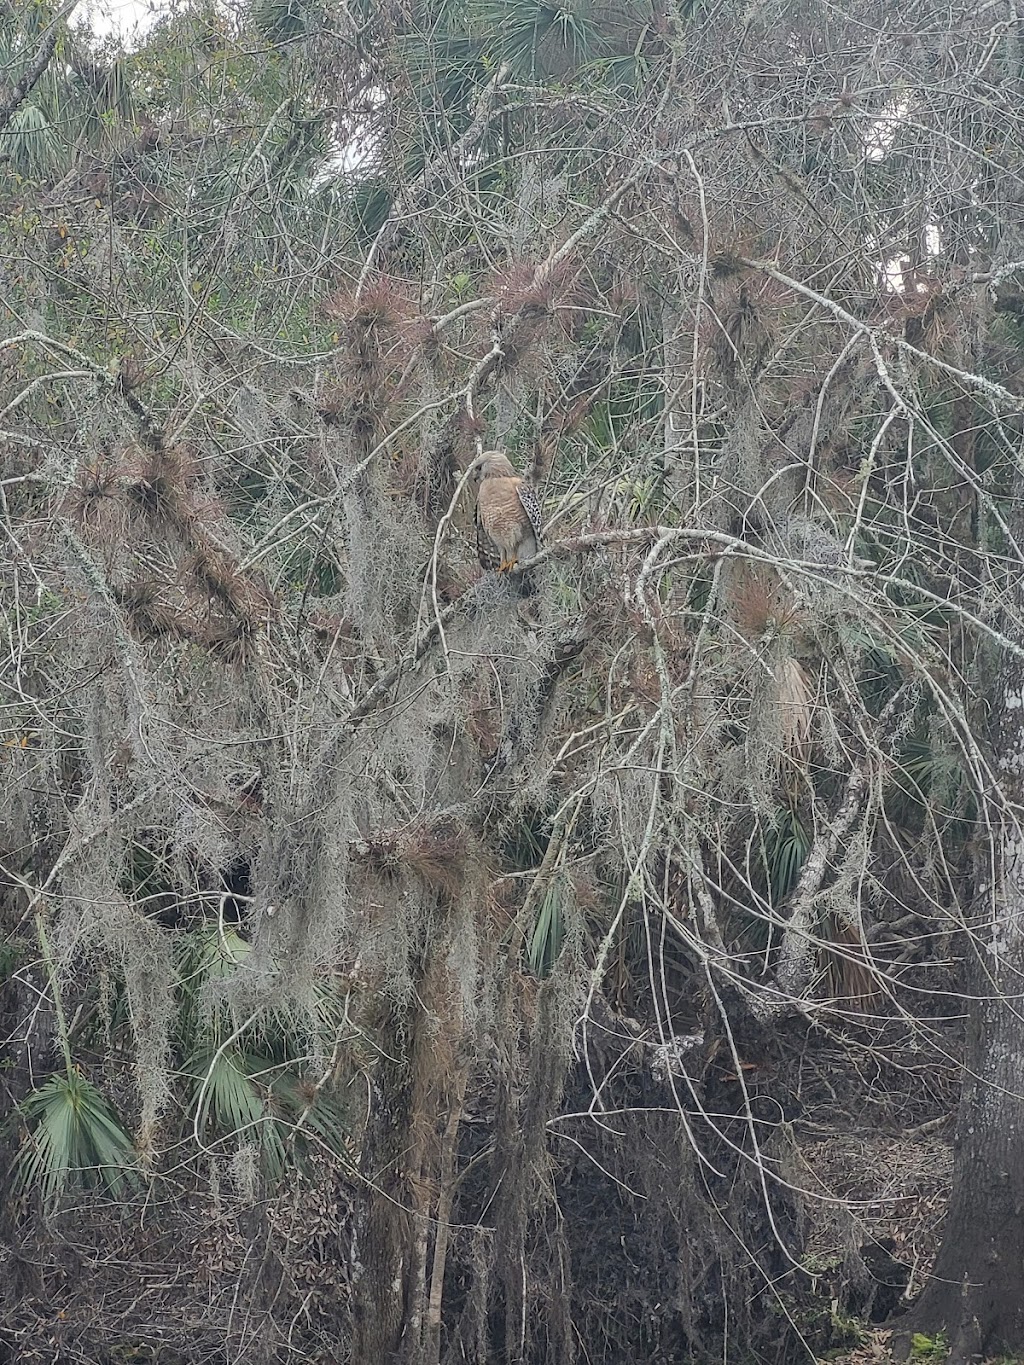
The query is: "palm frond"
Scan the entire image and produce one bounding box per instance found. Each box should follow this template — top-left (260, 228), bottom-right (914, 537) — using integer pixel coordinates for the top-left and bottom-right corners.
top-left (187, 1045), bottom-right (352, 1181)
top-left (188, 1045), bottom-right (266, 1150)
top-left (0, 103), bottom-right (56, 178)
top-left (765, 806), bottom-right (810, 905)
top-left (472, 0), bottom-right (607, 78)
top-left (255, 0), bottom-right (312, 45)
top-left (528, 879), bottom-right (567, 977)
top-left (13, 1072), bottom-right (136, 1204)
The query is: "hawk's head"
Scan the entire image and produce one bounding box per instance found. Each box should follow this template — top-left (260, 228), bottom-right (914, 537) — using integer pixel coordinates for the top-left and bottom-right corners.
top-left (476, 450), bottom-right (518, 479)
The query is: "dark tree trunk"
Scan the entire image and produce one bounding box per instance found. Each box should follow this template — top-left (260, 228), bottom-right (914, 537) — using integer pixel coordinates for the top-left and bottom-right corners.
top-left (912, 939), bottom-right (1024, 1359)
top-left (911, 616), bottom-right (1024, 1362)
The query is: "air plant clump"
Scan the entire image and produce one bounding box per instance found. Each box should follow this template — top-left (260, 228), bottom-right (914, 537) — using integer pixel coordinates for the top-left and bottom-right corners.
top-left (326, 277), bottom-right (417, 360)
top-left (705, 277), bottom-right (776, 384)
top-left (321, 279), bottom-right (419, 445)
top-left (490, 258), bottom-right (572, 320)
top-left (115, 354), bottom-right (149, 393)
top-left (727, 565), bottom-right (800, 640)
top-left (67, 455), bottom-right (122, 532)
top-left (354, 816), bottom-right (475, 901)
top-left (402, 814), bottom-right (475, 899)
top-left (203, 616), bottom-right (256, 665)
top-left (354, 830), bottom-right (404, 880)
top-left (188, 542), bottom-right (262, 619)
top-left (115, 577), bottom-right (192, 642)
top-left (125, 445), bottom-right (196, 529)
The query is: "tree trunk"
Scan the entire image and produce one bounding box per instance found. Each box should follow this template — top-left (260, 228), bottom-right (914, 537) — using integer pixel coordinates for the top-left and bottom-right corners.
top-left (911, 637), bottom-right (1024, 1362)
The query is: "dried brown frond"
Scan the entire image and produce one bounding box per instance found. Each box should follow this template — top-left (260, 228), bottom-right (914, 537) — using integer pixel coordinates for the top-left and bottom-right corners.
top-left (826, 918), bottom-right (882, 1013)
top-left (778, 657), bottom-right (813, 772)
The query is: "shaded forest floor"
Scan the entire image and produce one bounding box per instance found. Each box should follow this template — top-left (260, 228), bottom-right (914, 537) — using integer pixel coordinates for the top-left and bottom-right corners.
top-left (0, 1012), bottom-right (967, 1364)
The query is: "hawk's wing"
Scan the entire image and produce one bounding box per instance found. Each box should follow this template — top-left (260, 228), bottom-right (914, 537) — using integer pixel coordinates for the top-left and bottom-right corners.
top-left (515, 481), bottom-right (544, 546)
top-left (475, 507), bottom-right (503, 570)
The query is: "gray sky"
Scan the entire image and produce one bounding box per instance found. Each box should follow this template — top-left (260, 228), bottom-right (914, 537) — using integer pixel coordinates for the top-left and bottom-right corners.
top-left (77, 0), bottom-right (163, 42)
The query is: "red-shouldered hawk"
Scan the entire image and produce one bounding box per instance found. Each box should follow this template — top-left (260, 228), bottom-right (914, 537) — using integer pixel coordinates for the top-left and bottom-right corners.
top-left (474, 451), bottom-right (544, 573)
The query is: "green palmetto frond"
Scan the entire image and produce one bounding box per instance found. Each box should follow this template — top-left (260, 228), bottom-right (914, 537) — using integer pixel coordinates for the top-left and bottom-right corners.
top-left (471, 0), bottom-right (606, 78)
top-left (189, 1044), bottom-right (266, 1145)
top-left (528, 878), bottom-right (567, 978)
top-left (255, 0), bottom-right (313, 45)
top-left (178, 924), bottom-right (353, 1179)
top-left (894, 737), bottom-right (963, 799)
top-left (13, 1071), bottom-right (137, 1204)
top-left (177, 922), bottom-right (348, 1050)
top-left (765, 805), bottom-right (810, 905)
top-left (12, 915), bottom-right (138, 1204)
top-left (887, 729), bottom-right (971, 834)
top-left (186, 1045), bottom-right (352, 1182)
top-left (0, 103), bottom-right (56, 178)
